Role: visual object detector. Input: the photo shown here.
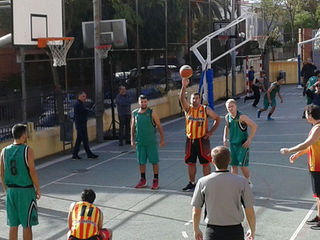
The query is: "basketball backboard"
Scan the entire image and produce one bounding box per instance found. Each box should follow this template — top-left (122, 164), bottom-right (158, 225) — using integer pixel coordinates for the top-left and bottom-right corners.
top-left (11, 0), bottom-right (63, 46)
top-left (213, 21), bottom-right (236, 37)
top-left (82, 19), bottom-right (128, 49)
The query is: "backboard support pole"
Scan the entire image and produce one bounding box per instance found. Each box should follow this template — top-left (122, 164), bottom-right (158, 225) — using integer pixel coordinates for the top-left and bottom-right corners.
top-left (20, 47), bottom-right (27, 122)
top-left (93, 0), bottom-right (104, 143)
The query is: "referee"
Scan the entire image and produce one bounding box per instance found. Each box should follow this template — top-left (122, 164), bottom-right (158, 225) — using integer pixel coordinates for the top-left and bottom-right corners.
top-left (191, 146), bottom-right (256, 240)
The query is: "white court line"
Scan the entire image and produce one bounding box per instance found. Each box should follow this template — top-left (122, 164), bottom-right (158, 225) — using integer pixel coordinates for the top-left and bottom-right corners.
top-left (54, 181), bottom-right (188, 194)
top-left (182, 231), bottom-right (189, 238)
top-left (40, 151), bottom-right (131, 189)
top-left (289, 203), bottom-right (317, 240)
top-left (184, 220), bottom-right (193, 226)
top-left (36, 140), bottom-right (117, 170)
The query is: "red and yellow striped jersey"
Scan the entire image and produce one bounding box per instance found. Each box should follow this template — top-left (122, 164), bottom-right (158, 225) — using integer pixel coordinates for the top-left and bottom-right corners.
top-left (70, 201), bottom-right (100, 239)
top-left (185, 105), bottom-right (208, 139)
top-left (308, 124), bottom-right (320, 172)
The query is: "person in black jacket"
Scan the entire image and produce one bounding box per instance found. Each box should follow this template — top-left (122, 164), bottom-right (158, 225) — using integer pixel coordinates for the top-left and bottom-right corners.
top-left (301, 58), bottom-right (317, 96)
top-left (72, 92), bottom-right (98, 160)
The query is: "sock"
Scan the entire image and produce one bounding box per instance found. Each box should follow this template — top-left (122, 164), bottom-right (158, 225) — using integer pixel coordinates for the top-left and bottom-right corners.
top-left (154, 174), bottom-right (159, 179)
top-left (191, 181), bottom-right (195, 185)
top-left (141, 173), bottom-right (146, 179)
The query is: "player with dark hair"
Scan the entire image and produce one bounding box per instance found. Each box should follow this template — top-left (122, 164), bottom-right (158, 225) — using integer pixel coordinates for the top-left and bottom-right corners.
top-left (179, 78), bottom-right (220, 191)
top-left (280, 105), bottom-right (320, 230)
top-left (131, 94), bottom-right (165, 190)
top-left (257, 76), bottom-right (284, 120)
top-left (67, 189), bottom-right (112, 240)
top-left (1, 123), bottom-right (40, 240)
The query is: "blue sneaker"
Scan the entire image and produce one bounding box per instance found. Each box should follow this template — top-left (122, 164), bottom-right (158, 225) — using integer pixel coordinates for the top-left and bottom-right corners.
top-left (257, 110), bottom-right (261, 118)
top-left (267, 116), bottom-right (275, 121)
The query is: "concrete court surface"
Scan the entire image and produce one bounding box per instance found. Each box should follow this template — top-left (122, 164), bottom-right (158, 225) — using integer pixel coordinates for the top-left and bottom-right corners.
top-left (0, 84), bottom-right (320, 240)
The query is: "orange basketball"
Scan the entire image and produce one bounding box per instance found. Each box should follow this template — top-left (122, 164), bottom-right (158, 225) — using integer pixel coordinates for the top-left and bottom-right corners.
top-left (179, 65), bottom-right (193, 78)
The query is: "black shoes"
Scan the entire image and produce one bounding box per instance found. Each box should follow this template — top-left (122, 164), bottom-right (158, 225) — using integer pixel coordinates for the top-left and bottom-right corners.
top-left (72, 155), bottom-right (81, 160)
top-left (88, 154), bottom-right (99, 159)
top-left (306, 215), bottom-right (320, 225)
top-left (182, 182), bottom-right (196, 192)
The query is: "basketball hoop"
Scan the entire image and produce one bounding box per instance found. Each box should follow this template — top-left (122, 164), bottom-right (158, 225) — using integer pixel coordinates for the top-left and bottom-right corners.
top-left (95, 45), bottom-right (112, 59)
top-left (38, 37), bottom-right (74, 67)
top-left (218, 36), bottom-right (229, 46)
top-left (252, 36), bottom-right (269, 50)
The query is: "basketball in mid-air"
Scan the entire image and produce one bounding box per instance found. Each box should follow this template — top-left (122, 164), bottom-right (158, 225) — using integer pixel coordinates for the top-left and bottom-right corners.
top-left (179, 65), bottom-right (193, 78)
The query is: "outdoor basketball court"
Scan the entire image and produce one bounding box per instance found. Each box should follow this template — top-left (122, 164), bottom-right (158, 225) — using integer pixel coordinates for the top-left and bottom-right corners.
top-left (0, 84), bottom-right (319, 240)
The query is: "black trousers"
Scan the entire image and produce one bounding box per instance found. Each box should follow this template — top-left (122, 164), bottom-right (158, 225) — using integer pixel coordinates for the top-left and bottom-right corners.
top-left (73, 125), bottom-right (93, 157)
top-left (118, 115), bottom-right (131, 143)
top-left (205, 224), bottom-right (244, 240)
top-left (245, 85), bottom-right (260, 106)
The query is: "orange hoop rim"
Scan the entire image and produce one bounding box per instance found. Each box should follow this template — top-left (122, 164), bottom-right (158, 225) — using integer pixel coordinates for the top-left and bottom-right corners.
top-left (38, 37), bottom-right (74, 48)
top-left (95, 44), bottom-right (112, 49)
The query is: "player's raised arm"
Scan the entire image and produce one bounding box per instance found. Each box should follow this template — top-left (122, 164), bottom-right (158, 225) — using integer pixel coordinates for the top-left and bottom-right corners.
top-left (179, 78), bottom-right (190, 112)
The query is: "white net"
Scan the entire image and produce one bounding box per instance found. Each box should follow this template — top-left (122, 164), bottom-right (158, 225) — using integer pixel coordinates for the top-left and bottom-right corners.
top-left (95, 45), bottom-right (112, 59)
top-left (252, 36), bottom-right (268, 50)
top-left (314, 29), bottom-right (320, 51)
top-left (46, 38), bottom-right (74, 67)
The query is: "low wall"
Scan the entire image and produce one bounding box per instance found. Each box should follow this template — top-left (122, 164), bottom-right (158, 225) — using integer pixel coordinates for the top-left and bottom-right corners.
top-left (269, 61), bottom-right (298, 84)
top-left (0, 73), bottom-right (245, 160)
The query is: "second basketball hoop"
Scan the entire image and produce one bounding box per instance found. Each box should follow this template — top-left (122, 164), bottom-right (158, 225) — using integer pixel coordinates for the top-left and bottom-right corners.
top-left (95, 45), bottom-right (112, 59)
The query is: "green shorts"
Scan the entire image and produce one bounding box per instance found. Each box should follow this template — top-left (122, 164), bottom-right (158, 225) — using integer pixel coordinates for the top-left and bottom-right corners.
top-left (263, 97), bottom-right (276, 109)
top-left (6, 187), bottom-right (38, 227)
top-left (136, 144), bottom-right (159, 165)
top-left (230, 143), bottom-right (249, 167)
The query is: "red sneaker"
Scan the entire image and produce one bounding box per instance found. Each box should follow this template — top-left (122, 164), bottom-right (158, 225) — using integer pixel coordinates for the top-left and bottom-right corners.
top-left (151, 178), bottom-right (159, 190)
top-left (135, 178), bottom-right (147, 188)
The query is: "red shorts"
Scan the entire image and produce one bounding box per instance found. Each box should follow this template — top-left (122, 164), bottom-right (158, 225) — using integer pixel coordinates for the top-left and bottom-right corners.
top-left (68, 229), bottom-right (111, 240)
top-left (185, 137), bottom-right (211, 165)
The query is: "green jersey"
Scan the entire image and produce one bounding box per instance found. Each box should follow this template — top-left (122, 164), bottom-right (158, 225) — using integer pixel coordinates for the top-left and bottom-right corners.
top-left (227, 111), bottom-right (248, 144)
top-left (307, 76), bottom-right (318, 89)
top-left (264, 82), bottom-right (280, 100)
top-left (4, 144), bottom-right (33, 187)
top-left (133, 108), bottom-right (157, 146)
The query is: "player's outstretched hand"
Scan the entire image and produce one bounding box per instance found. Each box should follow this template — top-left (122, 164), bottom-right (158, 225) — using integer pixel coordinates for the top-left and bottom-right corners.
top-left (182, 78), bottom-right (189, 88)
top-left (280, 148), bottom-right (290, 154)
top-left (289, 153), bottom-right (298, 164)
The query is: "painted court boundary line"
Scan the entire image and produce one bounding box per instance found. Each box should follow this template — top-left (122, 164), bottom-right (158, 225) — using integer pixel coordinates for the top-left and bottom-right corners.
top-left (289, 203), bottom-right (317, 240)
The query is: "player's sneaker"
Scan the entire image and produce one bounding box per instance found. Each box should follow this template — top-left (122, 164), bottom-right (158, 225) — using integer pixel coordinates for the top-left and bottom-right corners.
top-left (306, 215), bottom-right (320, 225)
top-left (310, 222), bottom-right (320, 230)
top-left (257, 110), bottom-right (261, 118)
top-left (267, 116), bottom-right (275, 121)
top-left (182, 182), bottom-right (196, 192)
top-left (151, 179), bottom-right (159, 190)
top-left (249, 181), bottom-right (253, 189)
top-left (135, 178), bottom-right (147, 189)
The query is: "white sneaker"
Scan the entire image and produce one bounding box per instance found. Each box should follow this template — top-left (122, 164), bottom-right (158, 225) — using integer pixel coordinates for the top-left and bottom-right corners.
top-left (249, 181), bottom-right (253, 189)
